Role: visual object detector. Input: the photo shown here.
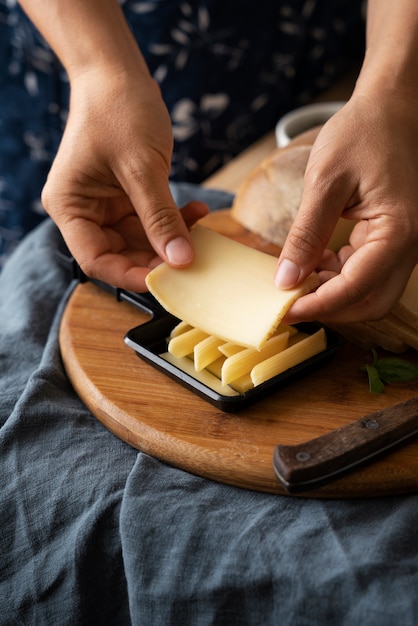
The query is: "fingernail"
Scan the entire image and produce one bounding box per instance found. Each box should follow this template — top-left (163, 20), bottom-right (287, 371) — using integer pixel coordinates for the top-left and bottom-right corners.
top-left (165, 237), bottom-right (193, 265)
top-left (274, 259), bottom-right (300, 288)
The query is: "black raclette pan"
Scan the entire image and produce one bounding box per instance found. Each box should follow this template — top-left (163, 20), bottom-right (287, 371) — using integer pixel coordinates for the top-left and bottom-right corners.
top-left (124, 300), bottom-right (342, 412)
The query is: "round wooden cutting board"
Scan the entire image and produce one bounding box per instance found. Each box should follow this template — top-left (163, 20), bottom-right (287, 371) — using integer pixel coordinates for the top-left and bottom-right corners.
top-left (59, 210), bottom-right (418, 498)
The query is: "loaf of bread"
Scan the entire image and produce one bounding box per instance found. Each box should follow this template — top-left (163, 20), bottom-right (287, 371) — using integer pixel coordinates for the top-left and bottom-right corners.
top-left (231, 134), bottom-right (354, 253)
top-left (231, 144), bottom-right (310, 248)
top-left (230, 127), bottom-right (320, 247)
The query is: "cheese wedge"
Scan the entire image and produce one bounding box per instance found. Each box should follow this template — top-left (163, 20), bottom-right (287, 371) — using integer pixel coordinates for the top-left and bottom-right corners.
top-left (146, 225), bottom-right (320, 350)
top-left (364, 314), bottom-right (418, 351)
top-left (392, 264), bottom-right (418, 329)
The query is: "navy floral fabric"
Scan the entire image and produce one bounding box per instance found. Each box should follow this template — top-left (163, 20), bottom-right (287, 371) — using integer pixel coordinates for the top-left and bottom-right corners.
top-left (0, 0), bottom-right (364, 267)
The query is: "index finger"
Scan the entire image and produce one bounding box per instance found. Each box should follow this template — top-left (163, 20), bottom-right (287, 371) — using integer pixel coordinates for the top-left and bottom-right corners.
top-left (274, 152), bottom-right (353, 289)
top-left (283, 236), bottom-right (410, 324)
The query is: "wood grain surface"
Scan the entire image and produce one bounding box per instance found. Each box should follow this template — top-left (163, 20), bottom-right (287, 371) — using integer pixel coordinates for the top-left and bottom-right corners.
top-left (59, 210), bottom-right (418, 499)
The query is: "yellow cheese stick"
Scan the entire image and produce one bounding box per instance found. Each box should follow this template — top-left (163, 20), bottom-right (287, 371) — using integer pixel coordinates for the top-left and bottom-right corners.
top-left (169, 320), bottom-right (193, 338)
top-left (146, 225), bottom-right (320, 350)
top-left (273, 324), bottom-right (299, 337)
top-left (219, 325), bottom-right (298, 357)
top-left (161, 352), bottom-right (239, 397)
top-left (250, 328), bottom-right (327, 386)
top-left (168, 327), bottom-right (209, 358)
top-left (229, 374), bottom-right (254, 393)
top-left (206, 355), bottom-right (226, 379)
top-left (218, 343), bottom-right (246, 357)
top-left (221, 332), bottom-right (289, 386)
top-left (205, 346), bottom-right (253, 393)
top-left (288, 331), bottom-right (309, 346)
top-left (194, 335), bottom-right (225, 371)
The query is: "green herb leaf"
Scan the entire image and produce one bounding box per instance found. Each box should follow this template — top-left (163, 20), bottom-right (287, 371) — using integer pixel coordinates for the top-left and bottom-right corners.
top-left (374, 357), bottom-right (418, 383)
top-left (361, 349), bottom-right (418, 393)
top-left (362, 364), bottom-right (385, 393)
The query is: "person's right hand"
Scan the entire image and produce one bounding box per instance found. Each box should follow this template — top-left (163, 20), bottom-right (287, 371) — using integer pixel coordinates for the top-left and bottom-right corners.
top-left (275, 90), bottom-right (418, 326)
top-left (42, 67), bottom-right (208, 292)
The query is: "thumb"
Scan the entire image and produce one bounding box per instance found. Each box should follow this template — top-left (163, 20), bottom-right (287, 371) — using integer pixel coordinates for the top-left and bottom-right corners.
top-left (148, 198), bottom-right (195, 267)
top-left (274, 172), bottom-right (343, 288)
top-left (127, 169), bottom-right (201, 268)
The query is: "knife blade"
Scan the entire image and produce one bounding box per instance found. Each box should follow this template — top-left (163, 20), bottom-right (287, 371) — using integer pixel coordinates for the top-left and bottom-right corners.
top-left (273, 396), bottom-right (418, 493)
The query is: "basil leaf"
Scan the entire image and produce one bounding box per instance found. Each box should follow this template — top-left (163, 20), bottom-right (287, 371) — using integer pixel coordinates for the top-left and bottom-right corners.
top-left (374, 357), bottom-right (418, 383)
top-left (362, 349), bottom-right (418, 392)
top-left (363, 364), bottom-right (385, 393)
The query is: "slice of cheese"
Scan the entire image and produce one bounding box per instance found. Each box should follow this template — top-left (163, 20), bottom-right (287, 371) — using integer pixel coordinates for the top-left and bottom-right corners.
top-left (146, 225), bottom-right (320, 350)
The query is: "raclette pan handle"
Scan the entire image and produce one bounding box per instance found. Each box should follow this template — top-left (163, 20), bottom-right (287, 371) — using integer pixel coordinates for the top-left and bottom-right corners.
top-left (55, 229), bottom-right (167, 319)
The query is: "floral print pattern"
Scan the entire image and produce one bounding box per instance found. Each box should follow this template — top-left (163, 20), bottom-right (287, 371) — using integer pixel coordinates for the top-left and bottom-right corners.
top-left (0, 0), bottom-right (364, 267)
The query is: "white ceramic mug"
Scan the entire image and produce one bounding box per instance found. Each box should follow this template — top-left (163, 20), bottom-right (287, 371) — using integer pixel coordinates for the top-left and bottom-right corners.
top-left (275, 101), bottom-right (345, 147)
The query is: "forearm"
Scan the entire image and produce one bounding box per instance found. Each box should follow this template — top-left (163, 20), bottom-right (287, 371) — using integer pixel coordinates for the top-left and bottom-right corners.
top-left (357, 0), bottom-right (418, 100)
top-left (18, 0), bottom-right (151, 82)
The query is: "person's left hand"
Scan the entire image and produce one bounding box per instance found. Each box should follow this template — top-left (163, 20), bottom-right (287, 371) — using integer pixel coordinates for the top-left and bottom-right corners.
top-left (42, 68), bottom-right (209, 292)
top-left (58, 195), bottom-right (209, 288)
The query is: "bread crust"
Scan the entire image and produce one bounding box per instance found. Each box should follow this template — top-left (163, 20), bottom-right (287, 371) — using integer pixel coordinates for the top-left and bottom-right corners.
top-left (231, 144), bottom-right (311, 248)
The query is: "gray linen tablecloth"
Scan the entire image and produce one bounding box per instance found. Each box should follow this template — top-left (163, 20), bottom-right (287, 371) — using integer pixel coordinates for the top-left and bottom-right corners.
top-left (1, 184), bottom-right (417, 625)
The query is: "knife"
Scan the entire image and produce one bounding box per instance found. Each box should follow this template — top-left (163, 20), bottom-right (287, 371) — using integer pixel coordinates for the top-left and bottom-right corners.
top-left (273, 396), bottom-right (418, 493)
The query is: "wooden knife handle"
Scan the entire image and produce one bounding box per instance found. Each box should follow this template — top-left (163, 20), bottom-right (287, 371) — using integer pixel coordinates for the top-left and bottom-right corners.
top-left (273, 396), bottom-right (418, 493)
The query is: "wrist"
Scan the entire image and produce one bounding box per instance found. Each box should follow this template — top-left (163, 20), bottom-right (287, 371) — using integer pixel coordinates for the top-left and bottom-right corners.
top-left (357, 1), bottom-right (418, 103)
top-left (19, 0), bottom-right (150, 83)
top-left (64, 12), bottom-right (148, 83)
